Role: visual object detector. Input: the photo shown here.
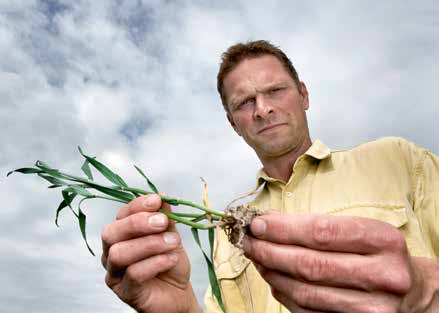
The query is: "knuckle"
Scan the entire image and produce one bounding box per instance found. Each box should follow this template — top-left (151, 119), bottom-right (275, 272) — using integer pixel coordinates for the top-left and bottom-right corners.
top-left (312, 216), bottom-right (338, 247)
top-left (385, 261), bottom-right (411, 293)
top-left (252, 241), bottom-right (272, 265)
top-left (296, 254), bottom-right (329, 282)
top-left (115, 204), bottom-right (129, 219)
top-left (370, 254), bottom-right (411, 294)
top-left (125, 265), bottom-right (143, 285)
top-left (292, 284), bottom-right (316, 307)
top-left (101, 223), bottom-right (112, 245)
top-left (128, 212), bottom-right (148, 232)
top-left (107, 244), bottom-right (123, 268)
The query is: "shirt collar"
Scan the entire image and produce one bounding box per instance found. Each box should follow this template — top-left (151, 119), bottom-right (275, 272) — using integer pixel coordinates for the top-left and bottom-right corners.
top-left (256, 139), bottom-right (331, 187)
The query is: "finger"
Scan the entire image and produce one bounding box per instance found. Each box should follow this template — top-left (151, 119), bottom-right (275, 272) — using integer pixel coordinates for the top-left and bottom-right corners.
top-left (244, 237), bottom-right (411, 293)
top-left (123, 251), bottom-right (180, 286)
top-left (270, 289), bottom-right (325, 313)
top-left (116, 194), bottom-right (162, 220)
top-left (102, 211), bottom-right (169, 260)
top-left (250, 213), bottom-right (405, 254)
top-left (260, 269), bottom-right (400, 313)
top-left (106, 232), bottom-right (180, 275)
top-left (105, 251), bottom-right (179, 289)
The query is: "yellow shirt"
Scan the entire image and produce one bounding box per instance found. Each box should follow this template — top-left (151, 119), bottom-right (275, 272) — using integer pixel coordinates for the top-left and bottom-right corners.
top-left (204, 137), bottom-right (439, 313)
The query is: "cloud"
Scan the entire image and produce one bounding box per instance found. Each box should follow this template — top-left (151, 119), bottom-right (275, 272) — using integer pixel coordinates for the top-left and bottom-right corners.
top-left (1, 1), bottom-right (438, 312)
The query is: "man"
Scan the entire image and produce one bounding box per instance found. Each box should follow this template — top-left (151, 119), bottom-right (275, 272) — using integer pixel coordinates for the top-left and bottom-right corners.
top-left (101, 40), bottom-right (439, 313)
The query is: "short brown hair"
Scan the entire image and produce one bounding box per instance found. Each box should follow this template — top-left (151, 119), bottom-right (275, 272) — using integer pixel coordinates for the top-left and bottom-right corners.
top-left (217, 40), bottom-right (301, 112)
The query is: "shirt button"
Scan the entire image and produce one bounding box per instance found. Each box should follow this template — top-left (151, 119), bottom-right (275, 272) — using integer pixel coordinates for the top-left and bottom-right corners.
top-left (285, 192), bottom-right (293, 197)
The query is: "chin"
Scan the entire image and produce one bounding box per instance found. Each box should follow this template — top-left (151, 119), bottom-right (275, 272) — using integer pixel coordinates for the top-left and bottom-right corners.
top-left (257, 142), bottom-right (294, 158)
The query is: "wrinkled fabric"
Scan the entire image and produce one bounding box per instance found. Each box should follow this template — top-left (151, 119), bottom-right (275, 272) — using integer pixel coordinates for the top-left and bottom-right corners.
top-left (204, 137), bottom-right (439, 313)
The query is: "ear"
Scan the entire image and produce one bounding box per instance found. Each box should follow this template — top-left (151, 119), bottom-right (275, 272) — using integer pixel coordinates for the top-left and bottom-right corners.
top-left (227, 112), bottom-right (242, 136)
top-left (299, 82), bottom-right (309, 110)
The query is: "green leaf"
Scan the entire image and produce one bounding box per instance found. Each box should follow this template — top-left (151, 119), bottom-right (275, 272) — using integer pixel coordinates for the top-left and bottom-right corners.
top-left (78, 147), bottom-right (127, 187)
top-left (81, 181), bottom-right (134, 202)
top-left (48, 184), bottom-right (63, 189)
top-left (64, 185), bottom-right (94, 197)
top-left (191, 228), bottom-right (226, 313)
top-left (56, 193), bottom-right (77, 226)
top-left (78, 203), bottom-right (95, 256)
top-left (7, 167), bottom-right (43, 177)
top-left (134, 165), bottom-right (159, 193)
top-left (35, 161), bottom-right (66, 179)
top-left (38, 173), bottom-right (68, 186)
top-left (81, 160), bottom-right (93, 180)
top-left (61, 190), bottom-right (79, 218)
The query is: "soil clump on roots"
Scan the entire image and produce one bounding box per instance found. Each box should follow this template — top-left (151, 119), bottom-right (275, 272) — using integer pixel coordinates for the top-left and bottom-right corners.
top-left (219, 204), bottom-right (263, 249)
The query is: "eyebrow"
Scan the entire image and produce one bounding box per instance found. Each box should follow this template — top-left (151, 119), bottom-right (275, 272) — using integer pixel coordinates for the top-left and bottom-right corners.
top-left (229, 81), bottom-right (289, 106)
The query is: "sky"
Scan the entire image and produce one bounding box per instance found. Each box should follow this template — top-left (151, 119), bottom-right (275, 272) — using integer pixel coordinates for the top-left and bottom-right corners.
top-left (1, 0), bottom-right (438, 312)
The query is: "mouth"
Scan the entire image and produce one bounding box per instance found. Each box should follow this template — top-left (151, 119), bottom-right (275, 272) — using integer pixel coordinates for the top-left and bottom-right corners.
top-left (257, 123), bottom-right (286, 134)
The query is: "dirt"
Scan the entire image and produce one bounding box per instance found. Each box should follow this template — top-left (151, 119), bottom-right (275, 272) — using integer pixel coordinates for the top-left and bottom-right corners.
top-left (218, 204), bottom-right (263, 249)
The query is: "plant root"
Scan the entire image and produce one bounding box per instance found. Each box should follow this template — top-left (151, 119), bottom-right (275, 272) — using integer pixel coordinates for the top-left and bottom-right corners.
top-left (218, 204), bottom-right (263, 249)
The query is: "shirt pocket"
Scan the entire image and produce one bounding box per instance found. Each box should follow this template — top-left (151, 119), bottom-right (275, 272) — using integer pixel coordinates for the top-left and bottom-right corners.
top-left (324, 205), bottom-right (408, 228)
top-left (213, 242), bottom-right (252, 313)
top-left (215, 249), bottom-right (251, 280)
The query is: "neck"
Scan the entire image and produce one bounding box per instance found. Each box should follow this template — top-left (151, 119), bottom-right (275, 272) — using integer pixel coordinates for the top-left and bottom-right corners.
top-left (259, 136), bottom-right (312, 183)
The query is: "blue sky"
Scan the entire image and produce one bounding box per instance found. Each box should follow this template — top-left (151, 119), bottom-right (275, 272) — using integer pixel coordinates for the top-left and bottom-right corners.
top-left (1, 1), bottom-right (439, 312)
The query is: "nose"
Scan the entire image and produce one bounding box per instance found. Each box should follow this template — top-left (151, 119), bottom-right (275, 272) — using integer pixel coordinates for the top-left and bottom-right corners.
top-left (253, 95), bottom-right (274, 119)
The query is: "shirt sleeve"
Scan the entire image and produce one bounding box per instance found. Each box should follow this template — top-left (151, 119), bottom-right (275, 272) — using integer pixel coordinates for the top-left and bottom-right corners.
top-left (413, 147), bottom-right (439, 258)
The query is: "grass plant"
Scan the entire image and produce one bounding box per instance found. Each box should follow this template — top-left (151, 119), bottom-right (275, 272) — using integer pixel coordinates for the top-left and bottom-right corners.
top-left (8, 147), bottom-right (229, 312)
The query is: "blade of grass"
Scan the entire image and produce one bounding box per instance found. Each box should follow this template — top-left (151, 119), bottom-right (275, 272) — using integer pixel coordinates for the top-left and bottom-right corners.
top-left (191, 228), bottom-right (226, 313)
top-left (78, 198), bottom-right (95, 256)
top-left (83, 182), bottom-right (134, 202)
top-left (38, 173), bottom-right (69, 186)
top-left (7, 167), bottom-right (44, 177)
top-left (48, 184), bottom-right (63, 189)
top-left (81, 159), bottom-right (93, 181)
top-left (65, 185), bottom-right (94, 197)
top-left (35, 161), bottom-right (67, 180)
top-left (134, 165), bottom-right (159, 193)
top-left (62, 189), bottom-right (79, 218)
top-left (78, 147), bottom-right (127, 187)
top-left (56, 193), bottom-right (77, 226)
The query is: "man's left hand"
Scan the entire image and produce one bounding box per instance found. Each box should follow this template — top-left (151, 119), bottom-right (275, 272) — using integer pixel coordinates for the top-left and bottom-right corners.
top-left (242, 212), bottom-right (439, 312)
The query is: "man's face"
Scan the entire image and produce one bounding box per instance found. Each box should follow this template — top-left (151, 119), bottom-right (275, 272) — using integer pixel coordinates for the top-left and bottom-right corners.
top-left (223, 54), bottom-right (310, 159)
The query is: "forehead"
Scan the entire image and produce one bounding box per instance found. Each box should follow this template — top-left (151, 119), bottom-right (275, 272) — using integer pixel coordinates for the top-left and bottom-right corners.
top-left (223, 55), bottom-right (292, 102)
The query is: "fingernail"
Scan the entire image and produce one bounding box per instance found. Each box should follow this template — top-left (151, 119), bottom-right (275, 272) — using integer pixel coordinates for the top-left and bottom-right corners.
top-left (251, 218), bottom-right (266, 237)
top-left (142, 195), bottom-right (158, 208)
top-left (163, 232), bottom-right (179, 245)
top-left (243, 236), bottom-right (252, 255)
top-left (148, 213), bottom-right (166, 227)
top-left (168, 252), bottom-right (179, 262)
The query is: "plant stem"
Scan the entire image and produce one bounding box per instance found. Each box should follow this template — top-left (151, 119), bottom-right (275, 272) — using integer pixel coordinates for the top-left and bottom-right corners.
top-left (159, 209), bottom-right (216, 229)
top-left (162, 196), bottom-right (224, 217)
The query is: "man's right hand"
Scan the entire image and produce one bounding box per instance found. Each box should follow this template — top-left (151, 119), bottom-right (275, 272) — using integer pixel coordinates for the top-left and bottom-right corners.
top-left (101, 194), bottom-right (201, 313)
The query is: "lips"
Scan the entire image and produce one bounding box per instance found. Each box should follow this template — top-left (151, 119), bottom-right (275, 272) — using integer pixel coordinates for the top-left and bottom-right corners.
top-left (257, 123), bottom-right (286, 134)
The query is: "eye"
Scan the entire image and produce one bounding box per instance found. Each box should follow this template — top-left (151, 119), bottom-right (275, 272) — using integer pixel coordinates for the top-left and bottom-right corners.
top-left (235, 98), bottom-right (255, 110)
top-left (269, 87), bottom-right (284, 95)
